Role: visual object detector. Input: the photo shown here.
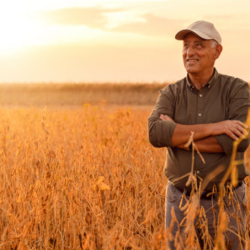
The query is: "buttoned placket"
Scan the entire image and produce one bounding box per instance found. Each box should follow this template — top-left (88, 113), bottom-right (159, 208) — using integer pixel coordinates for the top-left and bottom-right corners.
top-left (195, 84), bottom-right (210, 176)
top-left (197, 87), bottom-right (205, 124)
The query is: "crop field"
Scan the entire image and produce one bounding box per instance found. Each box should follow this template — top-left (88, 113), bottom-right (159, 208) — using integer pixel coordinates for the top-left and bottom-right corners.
top-left (0, 84), bottom-right (250, 249)
top-left (0, 104), bottom-right (168, 249)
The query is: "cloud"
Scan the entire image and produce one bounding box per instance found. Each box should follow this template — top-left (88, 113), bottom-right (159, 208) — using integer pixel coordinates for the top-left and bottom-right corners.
top-left (39, 7), bottom-right (126, 29)
top-left (111, 13), bottom-right (183, 37)
top-left (38, 7), bottom-right (184, 37)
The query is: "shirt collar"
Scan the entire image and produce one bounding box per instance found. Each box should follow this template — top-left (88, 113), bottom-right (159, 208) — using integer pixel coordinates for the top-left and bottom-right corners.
top-left (186, 68), bottom-right (219, 90)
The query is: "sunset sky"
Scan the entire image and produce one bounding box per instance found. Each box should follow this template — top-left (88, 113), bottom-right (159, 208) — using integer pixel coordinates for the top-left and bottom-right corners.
top-left (0, 0), bottom-right (250, 83)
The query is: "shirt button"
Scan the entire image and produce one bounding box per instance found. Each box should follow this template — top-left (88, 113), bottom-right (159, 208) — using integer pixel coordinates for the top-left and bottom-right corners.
top-left (199, 94), bottom-right (203, 97)
top-left (198, 113), bottom-right (202, 116)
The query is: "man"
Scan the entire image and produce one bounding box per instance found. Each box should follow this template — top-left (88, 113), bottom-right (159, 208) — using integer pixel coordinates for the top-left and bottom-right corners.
top-left (148, 20), bottom-right (250, 249)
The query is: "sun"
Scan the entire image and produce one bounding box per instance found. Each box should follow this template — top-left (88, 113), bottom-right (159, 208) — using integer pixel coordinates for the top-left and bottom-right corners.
top-left (0, 4), bottom-right (49, 54)
top-left (0, 1), bottom-right (112, 55)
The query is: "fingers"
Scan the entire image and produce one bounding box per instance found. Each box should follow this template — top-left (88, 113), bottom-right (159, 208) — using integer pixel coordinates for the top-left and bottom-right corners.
top-left (236, 125), bottom-right (248, 138)
top-left (226, 130), bottom-right (241, 140)
top-left (226, 131), bottom-right (238, 140)
top-left (235, 120), bottom-right (249, 129)
top-left (160, 114), bottom-right (174, 122)
top-left (233, 121), bottom-right (248, 138)
top-left (160, 114), bottom-right (172, 121)
top-left (232, 126), bottom-right (245, 139)
top-left (227, 121), bottom-right (249, 140)
top-left (211, 120), bottom-right (248, 140)
top-left (160, 114), bottom-right (168, 121)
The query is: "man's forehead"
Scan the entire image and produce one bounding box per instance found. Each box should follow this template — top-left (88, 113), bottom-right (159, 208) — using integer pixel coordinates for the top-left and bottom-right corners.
top-left (183, 33), bottom-right (210, 43)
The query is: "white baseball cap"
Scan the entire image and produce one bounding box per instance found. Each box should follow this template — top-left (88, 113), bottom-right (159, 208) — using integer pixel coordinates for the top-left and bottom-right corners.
top-left (175, 20), bottom-right (222, 44)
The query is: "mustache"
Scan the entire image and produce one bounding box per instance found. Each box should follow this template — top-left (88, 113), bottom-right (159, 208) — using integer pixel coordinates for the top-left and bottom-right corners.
top-left (186, 58), bottom-right (199, 60)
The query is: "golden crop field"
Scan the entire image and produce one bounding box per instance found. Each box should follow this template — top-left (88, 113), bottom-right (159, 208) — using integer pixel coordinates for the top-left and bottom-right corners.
top-left (0, 104), bottom-right (169, 249)
top-left (0, 84), bottom-right (250, 249)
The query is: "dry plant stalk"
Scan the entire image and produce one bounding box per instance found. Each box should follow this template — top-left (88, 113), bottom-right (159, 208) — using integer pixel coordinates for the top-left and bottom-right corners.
top-left (0, 105), bottom-right (167, 249)
top-left (0, 105), bottom-right (249, 249)
top-left (167, 111), bottom-right (250, 250)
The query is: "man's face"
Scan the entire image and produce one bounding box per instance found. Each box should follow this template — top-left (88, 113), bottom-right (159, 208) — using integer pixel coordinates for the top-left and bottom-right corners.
top-left (182, 33), bottom-right (219, 75)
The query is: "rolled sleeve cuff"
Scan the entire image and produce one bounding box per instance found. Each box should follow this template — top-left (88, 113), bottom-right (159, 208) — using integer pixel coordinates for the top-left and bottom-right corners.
top-left (215, 134), bottom-right (249, 155)
top-left (148, 119), bottom-right (176, 148)
top-left (161, 120), bottom-right (176, 147)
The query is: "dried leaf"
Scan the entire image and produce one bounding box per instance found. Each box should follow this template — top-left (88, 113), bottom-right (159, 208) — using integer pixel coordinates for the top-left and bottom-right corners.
top-left (99, 182), bottom-right (111, 191)
top-left (184, 131), bottom-right (194, 148)
top-left (92, 184), bottom-right (97, 192)
top-left (231, 166), bottom-right (238, 187)
top-left (96, 176), bottom-right (104, 185)
top-left (194, 144), bottom-right (205, 164)
top-left (186, 174), bottom-right (192, 187)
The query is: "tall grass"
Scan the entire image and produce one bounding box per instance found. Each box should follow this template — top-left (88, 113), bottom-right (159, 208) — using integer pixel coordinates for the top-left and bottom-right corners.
top-left (0, 104), bottom-right (249, 249)
top-left (0, 83), bottom-right (168, 106)
top-left (0, 105), bottom-right (167, 249)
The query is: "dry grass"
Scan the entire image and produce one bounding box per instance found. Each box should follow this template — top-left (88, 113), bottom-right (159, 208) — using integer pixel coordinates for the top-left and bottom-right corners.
top-left (0, 82), bottom-right (249, 106)
top-left (0, 104), bottom-right (169, 249)
top-left (0, 82), bottom-right (168, 106)
top-left (0, 101), bottom-right (250, 249)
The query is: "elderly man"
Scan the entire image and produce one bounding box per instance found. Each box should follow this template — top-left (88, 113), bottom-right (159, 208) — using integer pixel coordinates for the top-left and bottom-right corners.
top-left (148, 20), bottom-right (250, 249)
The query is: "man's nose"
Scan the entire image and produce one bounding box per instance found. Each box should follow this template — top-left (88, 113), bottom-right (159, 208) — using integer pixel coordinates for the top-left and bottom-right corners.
top-left (186, 46), bottom-right (195, 57)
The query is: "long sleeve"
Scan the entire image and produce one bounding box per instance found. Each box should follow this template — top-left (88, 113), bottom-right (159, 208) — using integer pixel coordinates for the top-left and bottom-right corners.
top-left (215, 80), bottom-right (250, 155)
top-left (148, 86), bottom-right (176, 148)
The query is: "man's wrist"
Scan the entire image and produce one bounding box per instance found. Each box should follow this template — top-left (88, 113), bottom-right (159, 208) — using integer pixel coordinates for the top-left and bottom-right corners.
top-left (206, 123), bottom-right (215, 137)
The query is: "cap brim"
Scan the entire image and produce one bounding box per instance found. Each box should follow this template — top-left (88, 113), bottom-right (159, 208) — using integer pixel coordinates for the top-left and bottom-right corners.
top-left (175, 29), bottom-right (214, 41)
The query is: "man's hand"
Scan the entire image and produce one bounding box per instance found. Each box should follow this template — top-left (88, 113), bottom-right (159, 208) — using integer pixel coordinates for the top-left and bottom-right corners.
top-left (160, 114), bottom-right (174, 123)
top-left (160, 114), bottom-right (248, 141)
top-left (210, 120), bottom-right (248, 140)
top-left (159, 116), bottom-right (238, 153)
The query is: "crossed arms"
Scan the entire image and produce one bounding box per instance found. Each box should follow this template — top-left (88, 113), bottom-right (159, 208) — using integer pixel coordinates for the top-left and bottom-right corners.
top-left (148, 82), bottom-right (250, 155)
top-left (160, 114), bottom-right (248, 153)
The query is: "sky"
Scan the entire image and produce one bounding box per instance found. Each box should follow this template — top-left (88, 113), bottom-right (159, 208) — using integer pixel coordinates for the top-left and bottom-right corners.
top-left (0, 0), bottom-right (250, 83)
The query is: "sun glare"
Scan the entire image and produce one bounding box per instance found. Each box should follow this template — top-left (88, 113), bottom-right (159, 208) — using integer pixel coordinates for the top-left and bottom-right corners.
top-left (0, 1), bottom-right (125, 55)
top-left (0, 9), bottom-right (42, 54)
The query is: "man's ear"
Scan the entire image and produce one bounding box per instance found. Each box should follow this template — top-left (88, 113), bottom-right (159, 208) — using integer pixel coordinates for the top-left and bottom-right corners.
top-left (214, 44), bottom-right (223, 59)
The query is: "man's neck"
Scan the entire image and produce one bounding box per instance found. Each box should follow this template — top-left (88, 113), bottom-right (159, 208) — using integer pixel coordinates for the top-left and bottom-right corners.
top-left (188, 69), bottom-right (214, 90)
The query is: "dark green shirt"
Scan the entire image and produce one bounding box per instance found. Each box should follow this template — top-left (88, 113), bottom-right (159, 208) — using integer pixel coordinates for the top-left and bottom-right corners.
top-left (148, 69), bottom-right (250, 191)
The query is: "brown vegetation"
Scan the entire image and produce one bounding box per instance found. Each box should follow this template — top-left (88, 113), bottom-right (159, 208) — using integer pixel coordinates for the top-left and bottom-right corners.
top-left (0, 104), bottom-right (169, 249)
top-left (0, 83), bottom-right (249, 249)
top-left (0, 82), bottom-right (169, 106)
